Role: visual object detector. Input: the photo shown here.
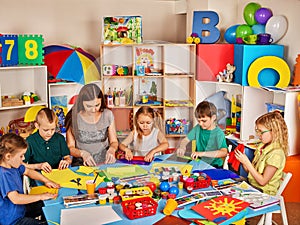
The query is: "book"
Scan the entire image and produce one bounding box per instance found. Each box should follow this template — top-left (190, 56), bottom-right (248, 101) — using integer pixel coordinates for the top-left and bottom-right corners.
top-left (63, 193), bottom-right (99, 208)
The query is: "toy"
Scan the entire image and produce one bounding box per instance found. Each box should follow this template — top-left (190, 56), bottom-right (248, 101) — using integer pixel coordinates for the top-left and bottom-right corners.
top-left (168, 186), bottom-right (179, 196)
top-left (21, 91), bottom-right (39, 105)
top-left (216, 63), bottom-right (236, 83)
top-left (102, 64), bottom-right (117, 76)
top-left (159, 181), bottom-right (170, 192)
top-left (186, 33), bottom-right (201, 44)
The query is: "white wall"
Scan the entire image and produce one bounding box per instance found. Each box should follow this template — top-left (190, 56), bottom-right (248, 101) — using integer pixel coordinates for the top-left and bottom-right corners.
top-left (0, 0), bottom-right (182, 57)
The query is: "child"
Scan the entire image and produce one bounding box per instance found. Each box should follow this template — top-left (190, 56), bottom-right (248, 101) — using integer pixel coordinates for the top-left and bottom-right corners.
top-left (177, 101), bottom-right (228, 168)
top-left (119, 106), bottom-right (169, 162)
top-left (24, 108), bottom-right (72, 173)
top-left (235, 111), bottom-right (288, 195)
top-left (0, 133), bottom-right (59, 225)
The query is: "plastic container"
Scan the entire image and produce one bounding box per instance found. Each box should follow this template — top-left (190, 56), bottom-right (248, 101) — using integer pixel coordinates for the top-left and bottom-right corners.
top-left (119, 186), bottom-right (153, 201)
top-left (122, 197), bottom-right (158, 219)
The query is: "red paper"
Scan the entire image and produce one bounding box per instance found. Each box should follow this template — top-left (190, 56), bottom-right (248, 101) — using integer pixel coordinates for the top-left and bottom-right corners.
top-left (191, 196), bottom-right (250, 224)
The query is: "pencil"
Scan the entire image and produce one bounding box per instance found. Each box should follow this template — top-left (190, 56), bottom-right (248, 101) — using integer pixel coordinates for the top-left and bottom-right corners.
top-left (93, 172), bottom-right (99, 184)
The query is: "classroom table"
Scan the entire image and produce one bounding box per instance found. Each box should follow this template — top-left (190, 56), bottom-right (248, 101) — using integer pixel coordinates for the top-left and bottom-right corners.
top-left (42, 154), bottom-right (280, 225)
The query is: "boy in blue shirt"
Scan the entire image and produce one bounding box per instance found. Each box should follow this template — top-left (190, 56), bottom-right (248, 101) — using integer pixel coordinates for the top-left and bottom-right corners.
top-left (177, 101), bottom-right (228, 168)
top-left (24, 108), bottom-right (72, 173)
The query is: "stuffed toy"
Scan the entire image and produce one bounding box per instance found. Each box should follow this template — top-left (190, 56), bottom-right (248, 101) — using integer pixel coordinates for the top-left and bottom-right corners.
top-left (216, 63), bottom-right (236, 82)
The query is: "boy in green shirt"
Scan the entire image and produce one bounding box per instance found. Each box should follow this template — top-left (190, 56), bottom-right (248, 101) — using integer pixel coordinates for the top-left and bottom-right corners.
top-left (24, 108), bottom-right (72, 172)
top-left (177, 101), bottom-right (228, 168)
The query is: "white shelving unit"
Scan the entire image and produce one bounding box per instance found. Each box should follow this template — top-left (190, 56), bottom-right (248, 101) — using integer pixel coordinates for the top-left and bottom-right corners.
top-left (0, 65), bottom-right (48, 128)
top-left (100, 43), bottom-right (196, 147)
top-left (196, 81), bottom-right (300, 156)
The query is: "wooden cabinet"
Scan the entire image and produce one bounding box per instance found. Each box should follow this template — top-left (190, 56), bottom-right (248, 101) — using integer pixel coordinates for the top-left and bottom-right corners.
top-left (196, 81), bottom-right (300, 156)
top-left (100, 43), bottom-right (196, 146)
top-left (0, 65), bottom-right (48, 128)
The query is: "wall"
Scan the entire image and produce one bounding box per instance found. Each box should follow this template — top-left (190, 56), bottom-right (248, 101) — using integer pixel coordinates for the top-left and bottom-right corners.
top-left (0, 0), bottom-right (183, 57)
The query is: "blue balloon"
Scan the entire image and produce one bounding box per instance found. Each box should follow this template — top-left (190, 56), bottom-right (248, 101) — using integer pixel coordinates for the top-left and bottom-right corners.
top-left (252, 24), bottom-right (265, 34)
top-left (224, 24), bottom-right (240, 44)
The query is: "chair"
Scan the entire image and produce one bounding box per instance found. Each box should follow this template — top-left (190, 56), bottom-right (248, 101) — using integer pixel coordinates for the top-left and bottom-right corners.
top-left (223, 144), bottom-right (232, 170)
top-left (257, 172), bottom-right (293, 225)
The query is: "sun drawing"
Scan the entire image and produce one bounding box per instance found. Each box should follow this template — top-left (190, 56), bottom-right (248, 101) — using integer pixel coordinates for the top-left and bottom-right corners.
top-left (204, 197), bottom-right (245, 216)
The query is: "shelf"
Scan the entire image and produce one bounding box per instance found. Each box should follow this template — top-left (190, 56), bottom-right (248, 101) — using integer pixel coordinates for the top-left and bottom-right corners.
top-left (0, 101), bottom-right (47, 111)
top-left (100, 43), bottom-right (196, 146)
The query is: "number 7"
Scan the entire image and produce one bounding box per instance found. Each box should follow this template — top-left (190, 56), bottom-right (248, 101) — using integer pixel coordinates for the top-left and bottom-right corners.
top-left (4, 39), bottom-right (15, 61)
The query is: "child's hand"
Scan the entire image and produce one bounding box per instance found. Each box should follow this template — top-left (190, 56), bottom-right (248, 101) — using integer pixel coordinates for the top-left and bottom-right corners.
top-left (40, 193), bottom-right (58, 201)
top-left (105, 147), bottom-right (116, 164)
top-left (44, 180), bottom-right (60, 189)
top-left (58, 159), bottom-right (70, 170)
top-left (144, 152), bottom-right (154, 162)
top-left (40, 162), bottom-right (52, 173)
top-left (125, 148), bottom-right (133, 161)
top-left (191, 152), bottom-right (203, 160)
top-left (234, 150), bottom-right (250, 165)
top-left (177, 147), bottom-right (186, 157)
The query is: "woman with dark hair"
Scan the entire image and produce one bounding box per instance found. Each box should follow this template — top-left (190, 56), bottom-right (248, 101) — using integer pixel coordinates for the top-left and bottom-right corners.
top-left (65, 83), bottom-right (118, 166)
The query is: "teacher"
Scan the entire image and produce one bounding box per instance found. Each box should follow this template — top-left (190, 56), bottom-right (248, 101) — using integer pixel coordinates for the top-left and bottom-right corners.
top-left (65, 83), bottom-right (118, 166)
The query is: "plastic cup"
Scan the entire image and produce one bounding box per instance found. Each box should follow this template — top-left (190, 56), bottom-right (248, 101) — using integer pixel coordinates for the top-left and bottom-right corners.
top-left (163, 198), bottom-right (178, 215)
top-left (86, 180), bottom-right (96, 194)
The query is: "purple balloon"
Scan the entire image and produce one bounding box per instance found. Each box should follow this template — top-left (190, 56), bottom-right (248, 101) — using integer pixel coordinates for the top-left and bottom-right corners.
top-left (255, 8), bottom-right (273, 25)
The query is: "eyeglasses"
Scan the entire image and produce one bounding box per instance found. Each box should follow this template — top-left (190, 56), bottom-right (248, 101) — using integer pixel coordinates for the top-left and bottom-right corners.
top-left (255, 129), bottom-right (270, 135)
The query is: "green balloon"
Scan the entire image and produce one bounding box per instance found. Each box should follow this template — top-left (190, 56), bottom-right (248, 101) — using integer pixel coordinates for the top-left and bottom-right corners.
top-left (243, 2), bottom-right (261, 26)
top-left (236, 24), bottom-right (253, 38)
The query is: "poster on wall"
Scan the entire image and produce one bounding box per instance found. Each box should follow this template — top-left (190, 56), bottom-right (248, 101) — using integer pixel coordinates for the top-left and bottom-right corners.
top-left (102, 16), bottom-right (142, 44)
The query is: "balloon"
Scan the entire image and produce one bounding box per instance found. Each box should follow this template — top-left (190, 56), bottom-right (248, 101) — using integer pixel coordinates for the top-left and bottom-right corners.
top-left (255, 8), bottom-right (273, 25)
top-left (224, 24), bottom-right (240, 43)
top-left (265, 15), bottom-right (288, 43)
top-left (236, 24), bottom-right (253, 38)
top-left (252, 24), bottom-right (265, 34)
top-left (243, 2), bottom-right (261, 26)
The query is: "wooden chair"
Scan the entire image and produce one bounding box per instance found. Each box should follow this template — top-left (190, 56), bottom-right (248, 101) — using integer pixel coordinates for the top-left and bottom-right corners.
top-left (257, 172), bottom-right (293, 225)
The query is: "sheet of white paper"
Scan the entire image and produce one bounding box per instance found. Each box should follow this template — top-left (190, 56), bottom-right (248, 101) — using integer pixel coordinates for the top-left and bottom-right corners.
top-left (60, 205), bottom-right (122, 225)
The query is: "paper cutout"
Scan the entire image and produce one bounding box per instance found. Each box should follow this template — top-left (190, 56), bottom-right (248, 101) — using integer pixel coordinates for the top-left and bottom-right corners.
top-left (191, 196), bottom-right (250, 224)
top-left (42, 169), bottom-right (103, 190)
top-left (29, 186), bottom-right (59, 195)
top-left (60, 205), bottom-right (122, 225)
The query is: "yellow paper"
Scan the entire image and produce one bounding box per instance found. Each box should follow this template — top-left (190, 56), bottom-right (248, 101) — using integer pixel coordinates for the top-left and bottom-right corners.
top-left (42, 169), bottom-right (104, 190)
top-left (29, 186), bottom-right (59, 195)
top-left (104, 165), bottom-right (148, 179)
top-left (76, 166), bottom-right (96, 175)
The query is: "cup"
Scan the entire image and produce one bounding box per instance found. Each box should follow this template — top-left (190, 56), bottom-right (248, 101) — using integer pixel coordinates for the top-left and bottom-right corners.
top-left (257, 33), bottom-right (273, 45)
top-left (163, 198), bottom-right (178, 215)
top-left (236, 37), bottom-right (244, 44)
top-left (242, 34), bottom-right (257, 45)
top-left (86, 180), bottom-right (96, 194)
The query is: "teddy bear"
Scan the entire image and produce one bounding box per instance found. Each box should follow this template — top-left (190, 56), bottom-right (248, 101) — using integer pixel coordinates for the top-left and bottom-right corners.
top-left (216, 63), bottom-right (236, 83)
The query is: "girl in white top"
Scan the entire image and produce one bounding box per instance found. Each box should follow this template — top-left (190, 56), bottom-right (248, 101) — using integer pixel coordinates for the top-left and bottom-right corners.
top-left (119, 106), bottom-right (169, 162)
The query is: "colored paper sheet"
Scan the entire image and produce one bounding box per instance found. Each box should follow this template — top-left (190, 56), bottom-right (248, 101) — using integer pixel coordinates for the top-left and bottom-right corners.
top-left (195, 169), bottom-right (240, 180)
top-left (191, 196), bottom-right (250, 224)
top-left (104, 165), bottom-right (148, 179)
top-left (76, 166), bottom-right (97, 175)
top-left (29, 186), bottom-right (59, 195)
top-left (42, 169), bottom-right (103, 190)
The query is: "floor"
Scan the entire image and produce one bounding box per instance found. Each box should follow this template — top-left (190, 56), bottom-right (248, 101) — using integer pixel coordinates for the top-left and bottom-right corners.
top-left (247, 202), bottom-right (300, 225)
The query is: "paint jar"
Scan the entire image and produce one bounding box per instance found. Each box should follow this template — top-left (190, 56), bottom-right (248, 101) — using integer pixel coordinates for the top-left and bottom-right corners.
top-left (99, 195), bottom-right (107, 205)
top-left (178, 181), bottom-right (184, 189)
